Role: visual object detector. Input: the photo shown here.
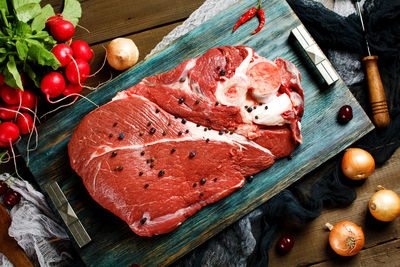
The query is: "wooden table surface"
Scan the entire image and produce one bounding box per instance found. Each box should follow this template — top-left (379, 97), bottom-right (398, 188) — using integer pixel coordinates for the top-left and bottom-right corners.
top-left (2, 0), bottom-right (399, 266)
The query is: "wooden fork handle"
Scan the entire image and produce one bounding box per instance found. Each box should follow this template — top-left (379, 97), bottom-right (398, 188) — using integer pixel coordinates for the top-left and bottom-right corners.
top-left (1, 235), bottom-right (34, 267)
top-left (362, 55), bottom-right (390, 128)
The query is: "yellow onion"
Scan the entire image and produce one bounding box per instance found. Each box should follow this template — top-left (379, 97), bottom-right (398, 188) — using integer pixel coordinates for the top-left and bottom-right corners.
top-left (341, 148), bottom-right (375, 180)
top-left (326, 221), bottom-right (364, 256)
top-left (369, 186), bottom-right (400, 222)
top-left (106, 38), bottom-right (139, 71)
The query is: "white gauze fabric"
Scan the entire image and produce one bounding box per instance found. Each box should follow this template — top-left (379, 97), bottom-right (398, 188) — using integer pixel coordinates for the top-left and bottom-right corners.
top-left (0, 174), bottom-right (73, 267)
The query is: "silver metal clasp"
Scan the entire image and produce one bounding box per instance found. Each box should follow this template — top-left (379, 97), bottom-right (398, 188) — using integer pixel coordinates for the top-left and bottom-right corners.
top-left (291, 24), bottom-right (339, 86)
top-left (44, 182), bottom-right (91, 248)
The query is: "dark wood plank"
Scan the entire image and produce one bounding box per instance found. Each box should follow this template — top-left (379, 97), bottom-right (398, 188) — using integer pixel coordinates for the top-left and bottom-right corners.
top-left (312, 238), bottom-right (400, 266)
top-left (269, 147), bottom-right (400, 266)
top-left (44, 0), bottom-right (204, 45)
top-left (83, 22), bottom-right (181, 89)
top-left (16, 0), bottom-right (374, 265)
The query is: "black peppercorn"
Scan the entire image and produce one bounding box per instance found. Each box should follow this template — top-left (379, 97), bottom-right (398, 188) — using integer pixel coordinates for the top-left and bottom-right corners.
top-left (140, 151), bottom-right (145, 156)
top-left (246, 175), bottom-right (254, 182)
top-left (149, 127), bottom-right (156, 134)
top-left (118, 133), bottom-right (125, 140)
top-left (200, 178), bottom-right (206, 185)
top-left (140, 218), bottom-right (147, 225)
top-left (171, 148), bottom-right (176, 153)
top-left (189, 152), bottom-right (196, 158)
top-left (181, 119), bottom-right (187, 124)
top-left (158, 170), bottom-right (165, 176)
top-left (111, 151), bottom-right (117, 157)
top-left (155, 108), bottom-right (160, 113)
top-left (247, 107), bottom-right (253, 113)
top-left (178, 98), bottom-right (184, 104)
top-left (219, 70), bottom-right (226, 76)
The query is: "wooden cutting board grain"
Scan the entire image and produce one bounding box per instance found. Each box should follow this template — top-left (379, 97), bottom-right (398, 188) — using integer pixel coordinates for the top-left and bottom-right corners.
top-left (16, 0), bottom-right (373, 266)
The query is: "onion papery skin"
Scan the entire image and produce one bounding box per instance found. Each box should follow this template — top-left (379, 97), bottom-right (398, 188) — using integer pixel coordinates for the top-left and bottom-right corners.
top-left (327, 221), bottom-right (364, 256)
top-left (341, 148), bottom-right (375, 180)
top-left (369, 189), bottom-right (400, 222)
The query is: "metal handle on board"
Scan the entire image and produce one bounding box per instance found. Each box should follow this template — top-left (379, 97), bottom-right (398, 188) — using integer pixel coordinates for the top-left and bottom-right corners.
top-left (291, 24), bottom-right (339, 86)
top-left (44, 182), bottom-right (91, 248)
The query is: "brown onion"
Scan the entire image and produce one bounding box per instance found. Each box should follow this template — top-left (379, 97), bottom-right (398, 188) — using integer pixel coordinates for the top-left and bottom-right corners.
top-left (341, 148), bottom-right (375, 180)
top-left (369, 186), bottom-right (400, 222)
top-left (325, 221), bottom-right (364, 256)
top-left (106, 38), bottom-right (139, 71)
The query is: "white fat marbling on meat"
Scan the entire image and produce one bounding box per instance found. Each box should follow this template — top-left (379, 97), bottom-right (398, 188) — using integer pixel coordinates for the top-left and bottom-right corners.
top-left (130, 178), bottom-right (244, 233)
top-left (285, 60), bottom-right (301, 85)
top-left (86, 115), bottom-right (273, 164)
top-left (289, 91), bottom-right (303, 108)
top-left (251, 94), bottom-right (292, 126)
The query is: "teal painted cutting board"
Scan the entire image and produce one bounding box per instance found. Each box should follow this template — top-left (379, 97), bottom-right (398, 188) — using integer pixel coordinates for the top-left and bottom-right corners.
top-left (17, 0), bottom-right (373, 266)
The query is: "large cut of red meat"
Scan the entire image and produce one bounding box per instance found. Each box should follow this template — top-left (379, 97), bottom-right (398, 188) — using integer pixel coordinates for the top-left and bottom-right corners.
top-left (68, 46), bottom-right (304, 236)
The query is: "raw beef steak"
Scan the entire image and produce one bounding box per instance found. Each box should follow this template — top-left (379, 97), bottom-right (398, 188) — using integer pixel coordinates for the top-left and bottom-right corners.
top-left (68, 46), bottom-right (304, 236)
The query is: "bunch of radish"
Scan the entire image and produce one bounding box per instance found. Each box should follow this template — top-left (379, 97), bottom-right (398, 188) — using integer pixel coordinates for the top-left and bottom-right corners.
top-left (42, 14), bottom-right (94, 104)
top-left (0, 73), bottom-right (37, 149)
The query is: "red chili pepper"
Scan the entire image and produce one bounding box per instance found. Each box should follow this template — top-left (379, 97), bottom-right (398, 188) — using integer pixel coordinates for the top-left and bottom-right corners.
top-left (232, 0), bottom-right (265, 34)
top-left (251, 8), bottom-right (265, 34)
top-left (232, 7), bottom-right (258, 33)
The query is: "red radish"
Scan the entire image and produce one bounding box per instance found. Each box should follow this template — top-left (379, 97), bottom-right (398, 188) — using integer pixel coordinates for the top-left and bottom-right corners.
top-left (46, 14), bottom-right (63, 30)
top-left (0, 105), bottom-right (19, 120)
top-left (50, 19), bottom-right (75, 42)
top-left (0, 122), bottom-right (20, 143)
top-left (41, 72), bottom-right (66, 99)
top-left (0, 140), bottom-right (9, 148)
top-left (63, 83), bottom-right (82, 96)
top-left (51, 44), bottom-right (73, 67)
top-left (16, 113), bottom-right (34, 135)
top-left (65, 59), bottom-right (90, 85)
top-left (0, 73), bottom-right (5, 86)
top-left (70, 40), bottom-right (93, 62)
top-left (20, 89), bottom-right (37, 110)
top-left (0, 85), bottom-right (22, 105)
